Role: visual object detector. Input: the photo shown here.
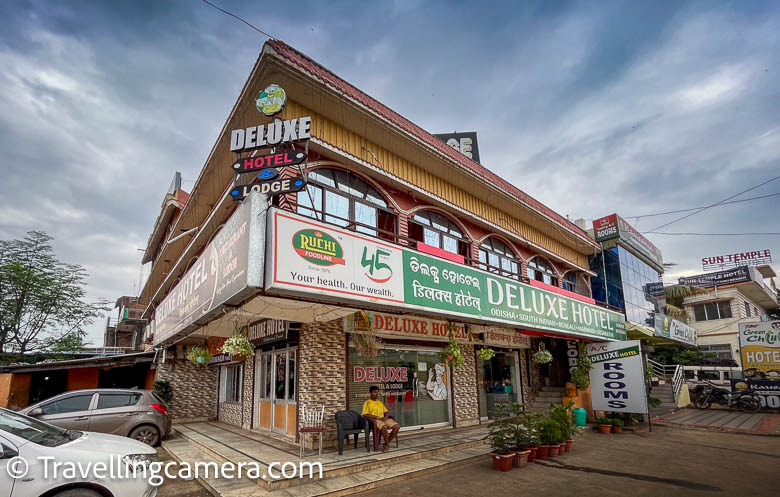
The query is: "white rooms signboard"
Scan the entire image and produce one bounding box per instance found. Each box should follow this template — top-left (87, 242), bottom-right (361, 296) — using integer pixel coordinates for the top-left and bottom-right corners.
top-left (587, 340), bottom-right (648, 414)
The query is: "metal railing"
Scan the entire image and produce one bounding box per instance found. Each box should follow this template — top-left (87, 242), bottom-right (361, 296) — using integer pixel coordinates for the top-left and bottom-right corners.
top-left (648, 358), bottom-right (684, 402)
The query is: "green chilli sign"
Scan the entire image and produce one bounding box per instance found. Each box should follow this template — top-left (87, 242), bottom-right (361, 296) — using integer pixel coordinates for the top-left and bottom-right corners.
top-left (402, 251), bottom-right (626, 341)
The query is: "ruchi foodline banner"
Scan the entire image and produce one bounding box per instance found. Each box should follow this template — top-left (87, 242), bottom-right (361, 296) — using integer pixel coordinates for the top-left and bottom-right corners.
top-left (739, 321), bottom-right (780, 379)
top-left (587, 340), bottom-right (648, 414)
top-left (266, 209), bottom-right (626, 341)
top-left (153, 192), bottom-right (267, 345)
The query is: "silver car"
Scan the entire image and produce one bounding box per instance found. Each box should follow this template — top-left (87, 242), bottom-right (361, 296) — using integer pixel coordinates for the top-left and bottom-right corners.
top-left (19, 388), bottom-right (171, 446)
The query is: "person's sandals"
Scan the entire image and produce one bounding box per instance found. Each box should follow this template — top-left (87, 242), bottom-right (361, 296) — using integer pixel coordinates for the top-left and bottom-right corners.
top-left (382, 444), bottom-right (389, 452)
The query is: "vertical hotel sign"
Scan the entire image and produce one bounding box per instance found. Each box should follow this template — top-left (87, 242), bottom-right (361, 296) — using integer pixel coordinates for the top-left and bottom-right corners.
top-left (153, 192), bottom-right (267, 345)
top-left (592, 213), bottom-right (664, 270)
top-left (266, 209), bottom-right (626, 341)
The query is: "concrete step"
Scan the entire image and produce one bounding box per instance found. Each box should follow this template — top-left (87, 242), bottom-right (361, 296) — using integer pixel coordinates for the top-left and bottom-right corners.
top-left (162, 432), bottom-right (489, 497)
top-left (539, 387), bottom-right (565, 392)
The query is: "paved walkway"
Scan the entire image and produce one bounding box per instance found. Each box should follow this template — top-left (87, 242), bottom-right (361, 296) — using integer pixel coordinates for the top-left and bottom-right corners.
top-left (653, 408), bottom-right (780, 435)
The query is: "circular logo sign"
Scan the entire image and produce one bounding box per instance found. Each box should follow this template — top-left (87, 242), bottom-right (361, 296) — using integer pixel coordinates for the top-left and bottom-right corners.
top-left (256, 84), bottom-right (286, 116)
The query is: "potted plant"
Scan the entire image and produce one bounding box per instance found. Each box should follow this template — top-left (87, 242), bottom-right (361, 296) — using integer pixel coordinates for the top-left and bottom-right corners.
top-left (440, 321), bottom-right (464, 368)
top-left (532, 347), bottom-right (553, 365)
top-left (610, 417), bottom-right (624, 434)
top-left (185, 346), bottom-right (212, 366)
top-left (550, 401), bottom-right (580, 452)
top-left (487, 418), bottom-right (515, 471)
top-left (537, 418), bottom-right (562, 458)
top-left (519, 410), bottom-right (541, 463)
top-left (220, 334), bottom-right (254, 359)
top-left (595, 416), bottom-right (612, 434)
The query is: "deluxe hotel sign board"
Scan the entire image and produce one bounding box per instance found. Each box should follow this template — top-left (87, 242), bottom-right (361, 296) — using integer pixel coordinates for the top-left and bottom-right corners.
top-left (343, 311), bottom-right (530, 349)
top-left (153, 192), bottom-right (267, 345)
top-left (266, 209), bottom-right (626, 341)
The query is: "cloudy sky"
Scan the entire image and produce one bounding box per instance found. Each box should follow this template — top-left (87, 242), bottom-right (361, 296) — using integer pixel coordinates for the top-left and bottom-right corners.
top-left (1, 0), bottom-right (778, 344)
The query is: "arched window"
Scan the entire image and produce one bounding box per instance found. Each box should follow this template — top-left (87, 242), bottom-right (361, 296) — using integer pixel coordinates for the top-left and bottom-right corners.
top-left (297, 168), bottom-right (397, 239)
top-left (479, 237), bottom-right (520, 279)
top-left (527, 256), bottom-right (558, 286)
top-left (408, 210), bottom-right (469, 258)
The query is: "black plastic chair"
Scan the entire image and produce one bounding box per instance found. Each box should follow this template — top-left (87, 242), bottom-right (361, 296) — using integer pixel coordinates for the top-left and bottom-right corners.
top-left (335, 410), bottom-right (369, 455)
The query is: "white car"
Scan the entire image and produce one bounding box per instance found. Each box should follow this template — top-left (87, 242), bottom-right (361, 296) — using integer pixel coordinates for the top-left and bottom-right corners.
top-left (0, 408), bottom-right (158, 497)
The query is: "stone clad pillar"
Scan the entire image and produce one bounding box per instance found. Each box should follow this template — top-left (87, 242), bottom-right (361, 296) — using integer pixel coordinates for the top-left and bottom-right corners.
top-left (452, 344), bottom-right (479, 427)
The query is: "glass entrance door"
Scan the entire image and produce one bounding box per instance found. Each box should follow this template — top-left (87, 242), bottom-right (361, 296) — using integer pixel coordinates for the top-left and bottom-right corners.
top-left (478, 351), bottom-right (522, 419)
top-left (254, 348), bottom-right (297, 436)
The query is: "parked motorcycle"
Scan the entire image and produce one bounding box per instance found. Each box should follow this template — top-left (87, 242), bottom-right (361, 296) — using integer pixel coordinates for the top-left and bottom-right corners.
top-left (691, 381), bottom-right (761, 412)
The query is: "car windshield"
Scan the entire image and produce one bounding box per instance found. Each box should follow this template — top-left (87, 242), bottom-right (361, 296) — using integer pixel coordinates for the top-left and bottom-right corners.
top-left (0, 408), bottom-right (81, 447)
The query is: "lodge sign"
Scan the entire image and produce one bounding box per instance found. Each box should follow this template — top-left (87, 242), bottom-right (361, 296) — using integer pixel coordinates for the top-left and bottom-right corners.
top-left (231, 149), bottom-right (307, 175)
top-left (231, 177), bottom-right (306, 201)
top-left (247, 319), bottom-right (289, 345)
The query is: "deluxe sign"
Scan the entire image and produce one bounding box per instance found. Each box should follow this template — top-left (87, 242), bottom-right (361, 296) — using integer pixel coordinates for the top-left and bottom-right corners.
top-left (653, 313), bottom-right (697, 346)
top-left (587, 340), bottom-right (648, 413)
top-left (433, 131), bottom-right (481, 163)
top-left (230, 177), bottom-right (305, 201)
top-left (231, 149), bottom-right (307, 174)
top-left (702, 249), bottom-right (772, 271)
top-left (343, 311), bottom-right (530, 348)
top-left (739, 321), bottom-right (780, 378)
top-left (154, 192), bottom-right (267, 345)
top-left (229, 116), bottom-right (312, 152)
top-left (267, 209), bottom-right (626, 341)
top-left (246, 319), bottom-right (288, 345)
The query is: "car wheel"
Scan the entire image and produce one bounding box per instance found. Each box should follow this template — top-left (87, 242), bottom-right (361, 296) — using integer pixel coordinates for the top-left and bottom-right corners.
top-left (52, 489), bottom-right (103, 497)
top-left (130, 424), bottom-right (160, 446)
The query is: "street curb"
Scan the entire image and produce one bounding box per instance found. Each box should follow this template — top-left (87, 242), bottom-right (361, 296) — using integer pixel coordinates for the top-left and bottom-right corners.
top-left (651, 419), bottom-right (780, 437)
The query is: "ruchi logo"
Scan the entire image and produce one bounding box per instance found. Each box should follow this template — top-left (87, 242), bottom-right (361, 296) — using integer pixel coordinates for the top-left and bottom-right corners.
top-left (292, 229), bottom-right (345, 266)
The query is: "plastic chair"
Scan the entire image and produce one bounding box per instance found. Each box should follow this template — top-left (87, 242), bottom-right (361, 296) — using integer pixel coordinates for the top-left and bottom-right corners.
top-left (299, 405), bottom-right (325, 458)
top-left (363, 415), bottom-right (400, 452)
top-left (335, 410), bottom-right (369, 455)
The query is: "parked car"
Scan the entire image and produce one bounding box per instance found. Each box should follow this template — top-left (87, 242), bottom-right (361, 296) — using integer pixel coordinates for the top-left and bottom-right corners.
top-left (19, 389), bottom-right (171, 446)
top-left (0, 407), bottom-right (158, 497)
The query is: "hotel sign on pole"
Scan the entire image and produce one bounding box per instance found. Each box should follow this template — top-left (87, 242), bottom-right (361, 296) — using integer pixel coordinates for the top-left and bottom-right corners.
top-left (266, 209), bottom-right (626, 342)
top-left (653, 314), bottom-right (697, 346)
top-left (153, 192), bottom-right (267, 346)
top-left (702, 249), bottom-right (772, 271)
top-left (592, 214), bottom-right (664, 270)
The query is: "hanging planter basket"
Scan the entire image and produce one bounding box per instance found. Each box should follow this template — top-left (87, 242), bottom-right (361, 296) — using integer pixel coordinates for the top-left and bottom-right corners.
top-left (532, 348), bottom-right (553, 364)
top-left (440, 321), bottom-right (464, 368)
top-left (185, 346), bottom-right (212, 366)
top-left (478, 347), bottom-right (496, 361)
top-left (220, 334), bottom-right (255, 358)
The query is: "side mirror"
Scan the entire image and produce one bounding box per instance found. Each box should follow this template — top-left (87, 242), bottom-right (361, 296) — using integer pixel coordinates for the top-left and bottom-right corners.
top-left (28, 407), bottom-right (43, 417)
top-left (1, 444), bottom-right (19, 459)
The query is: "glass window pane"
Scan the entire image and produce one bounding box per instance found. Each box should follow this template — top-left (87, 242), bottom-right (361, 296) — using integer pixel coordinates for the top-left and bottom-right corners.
top-left (325, 190), bottom-right (350, 227)
top-left (718, 301), bottom-right (732, 319)
top-left (354, 201), bottom-right (377, 233)
top-left (43, 395), bottom-right (92, 415)
top-left (97, 394), bottom-right (139, 410)
top-left (310, 169), bottom-right (335, 187)
top-left (694, 305), bottom-right (706, 322)
top-left (488, 252), bottom-right (499, 269)
top-left (442, 235), bottom-right (458, 254)
top-left (423, 227), bottom-right (439, 247)
top-left (288, 351), bottom-right (296, 402)
top-left (413, 213), bottom-right (431, 226)
top-left (297, 185), bottom-right (322, 218)
top-left (275, 353), bottom-right (287, 401)
top-left (264, 354), bottom-right (272, 398)
top-left (431, 213), bottom-right (449, 232)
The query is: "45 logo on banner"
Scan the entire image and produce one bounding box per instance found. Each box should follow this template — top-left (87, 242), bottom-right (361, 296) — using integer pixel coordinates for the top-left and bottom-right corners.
top-left (361, 247), bottom-right (393, 283)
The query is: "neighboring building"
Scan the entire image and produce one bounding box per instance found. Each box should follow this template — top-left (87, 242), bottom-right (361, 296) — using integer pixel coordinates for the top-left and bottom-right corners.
top-left (103, 296), bottom-right (147, 351)
top-left (136, 40), bottom-right (625, 446)
top-left (585, 214), bottom-right (666, 339)
top-left (681, 265), bottom-right (779, 366)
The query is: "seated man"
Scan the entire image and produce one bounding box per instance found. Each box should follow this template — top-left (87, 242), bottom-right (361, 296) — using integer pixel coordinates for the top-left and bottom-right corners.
top-left (362, 385), bottom-right (400, 452)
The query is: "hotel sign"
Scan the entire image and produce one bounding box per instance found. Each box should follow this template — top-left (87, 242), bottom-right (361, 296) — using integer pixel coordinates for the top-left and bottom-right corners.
top-left (592, 214), bottom-right (663, 270)
top-left (267, 209), bottom-right (626, 341)
top-left (739, 321), bottom-right (780, 379)
top-left (231, 149), bottom-right (307, 175)
top-left (702, 249), bottom-right (772, 271)
top-left (247, 319), bottom-right (288, 345)
top-left (343, 311), bottom-right (530, 348)
top-left (653, 313), bottom-right (697, 346)
top-left (678, 266), bottom-right (752, 288)
top-left (153, 192), bottom-right (267, 345)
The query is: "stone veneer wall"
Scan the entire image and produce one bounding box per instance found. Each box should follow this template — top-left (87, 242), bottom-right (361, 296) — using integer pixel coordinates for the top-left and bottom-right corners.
top-left (218, 401), bottom-right (242, 425)
top-left (154, 360), bottom-right (218, 421)
top-left (298, 319), bottom-right (346, 448)
top-left (452, 344), bottom-right (479, 427)
top-left (215, 358), bottom-right (256, 428)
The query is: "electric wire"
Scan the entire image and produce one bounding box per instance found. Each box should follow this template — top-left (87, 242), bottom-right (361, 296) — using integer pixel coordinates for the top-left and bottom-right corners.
top-left (650, 232), bottom-right (780, 236)
top-left (642, 174), bottom-right (780, 234)
top-left (625, 192), bottom-right (780, 220)
top-left (200, 0), bottom-right (276, 39)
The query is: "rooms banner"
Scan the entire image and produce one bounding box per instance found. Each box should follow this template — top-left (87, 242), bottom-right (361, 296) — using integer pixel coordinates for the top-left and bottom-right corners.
top-left (587, 340), bottom-right (648, 414)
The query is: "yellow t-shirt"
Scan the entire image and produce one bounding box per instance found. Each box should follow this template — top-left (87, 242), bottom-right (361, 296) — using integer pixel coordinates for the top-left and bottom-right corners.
top-left (362, 399), bottom-right (387, 417)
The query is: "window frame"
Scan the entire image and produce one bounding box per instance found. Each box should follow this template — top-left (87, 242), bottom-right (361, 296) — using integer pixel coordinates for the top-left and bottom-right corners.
top-left (408, 210), bottom-right (470, 258)
top-left (220, 364), bottom-right (243, 404)
top-left (478, 237), bottom-right (521, 279)
top-left (297, 168), bottom-right (397, 239)
top-left (693, 300), bottom-right (733, 321)
top-left (527, 256), bottom-right (559, 287)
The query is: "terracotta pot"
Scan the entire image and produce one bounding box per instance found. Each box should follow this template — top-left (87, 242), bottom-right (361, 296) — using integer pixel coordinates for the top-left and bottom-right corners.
top-left (527, 446), bottom-right (538, 463)
top-left (598, 424), bottom-right (612, 434)
top-left (565, 439), bottom-right (573, 452)
top-left (513, 450), bottom-right (531, 468)
top-left (558, 443), bottom-right (566, 454)
top-left (491, 452), bottom-right (515, 472)
top-left (536, 445), bottom-right (550, 460)
top-left (613, 426), bottom-right (623, 434)
top-left (548, 445), bottom-right (560, 457)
